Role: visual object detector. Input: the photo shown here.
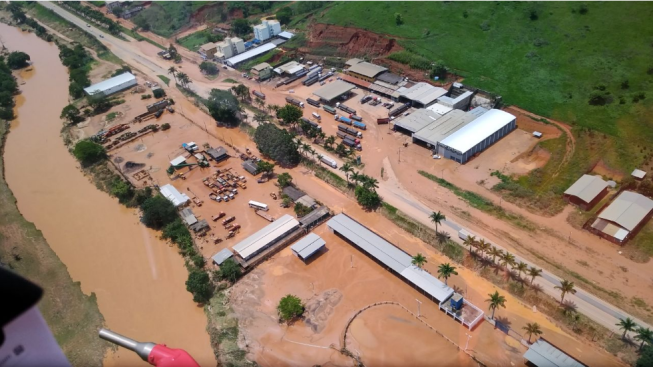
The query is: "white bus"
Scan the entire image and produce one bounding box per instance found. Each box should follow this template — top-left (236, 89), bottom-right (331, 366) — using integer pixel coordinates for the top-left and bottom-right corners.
top-left (320, 155), bottom-right (337, 169)
top-left (248, 200), bottom-right (269, 211)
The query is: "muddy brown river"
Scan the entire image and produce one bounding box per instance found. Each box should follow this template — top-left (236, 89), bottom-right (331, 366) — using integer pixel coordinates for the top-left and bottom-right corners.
top-left (1, 24), bottom-right (214, 366)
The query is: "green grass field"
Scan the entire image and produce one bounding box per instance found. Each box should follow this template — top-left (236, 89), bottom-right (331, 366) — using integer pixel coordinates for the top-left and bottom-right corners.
top-left (133, 2), bottom-right (213, 38)
top-left (322, 2), bottom-right (653, 174)
top-left (176, 29), bottom-right (221, 51)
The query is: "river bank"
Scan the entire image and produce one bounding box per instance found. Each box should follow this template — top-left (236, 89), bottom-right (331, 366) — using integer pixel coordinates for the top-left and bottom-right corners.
top-left (0, 23), bottom-right (215, 367)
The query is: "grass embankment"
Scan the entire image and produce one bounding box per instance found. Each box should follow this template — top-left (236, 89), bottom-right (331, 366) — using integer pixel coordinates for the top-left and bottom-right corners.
top-left (176, 29), bottom-right (222, 51)
top-left (0, 123), bottom-right (106, 366)
top-left (157, 75), bottom-right (170, 86)
top-left (238, 49), bottom-right (280, 71)
top-left (418, 170), bottom-right (537, 231)
top-left (323, 1), bottom-right (653, 203)
top-left (119, 25), bottom-right (166, 50)
top-left (131, 2), bottom-right (214, 38)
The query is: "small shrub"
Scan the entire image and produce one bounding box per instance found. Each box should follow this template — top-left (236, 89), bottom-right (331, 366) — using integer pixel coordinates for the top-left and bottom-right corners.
top-left (141, 94), bottom-right (152, 100)
top-left (161, 123), bottom-right (171, 131)
top-left (277, 294), bottom-right (304, 322)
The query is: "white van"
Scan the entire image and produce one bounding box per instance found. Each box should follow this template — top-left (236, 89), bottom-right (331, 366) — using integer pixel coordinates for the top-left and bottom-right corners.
top-left (320, 155), bottom-right (337, 169)
top-left (312, 112), bottom-right (321, 120)
top-left (248, 200), bottom-right (269, 211)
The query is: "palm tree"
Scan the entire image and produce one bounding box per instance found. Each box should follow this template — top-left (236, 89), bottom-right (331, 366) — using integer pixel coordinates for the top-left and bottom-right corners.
top-left (317, 131), bottom-right (326, 142)
top-left (486, 291), bottom-right (507, 320)
top-left (361, 176), bottom-right (379, 190)
top-left (429, 211), bottom-right (446, 233)
top-left (488, 246), bottom-right (503, 264)
top-left (616, 317), bottom-right (637, 340)
top-left (513, 261), bottom-right (528, 279)
top-left (411, 253), bottom-right (427, 268)
top-left (437, 263), bottom-right (458, 285)
top-left (350, 171), bottom-right (362, 186)
top-left (339, 162), bottom-right (353, 183)
top-left (177, 72), bottom-right (189, 88)
top-left (635, 327), bottom-right (653, 351)
top-left (528, 267), bottom-right (543, 286)
top-left (301, 143), bottom-right (311, 156)
top-left (168, 66), bottom-right (178, 83)
top-left (554, 279), bottom-right (577, 304)
top-left (523, 323), bottom-right (543, 344)
top-left (436, 231), bottom-right (450, 246)
top-left (499, 252), bottom-right (516, 270)
top-left (464, 235), bottom-right (477, 254)
top-left (325, 135), bottom-right (336, 149)
top-left (477, 239), bottom-right (490, 259)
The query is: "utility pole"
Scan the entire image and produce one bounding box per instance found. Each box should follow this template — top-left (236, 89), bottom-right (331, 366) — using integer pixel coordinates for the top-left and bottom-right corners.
top-left (350, 255), bottom-right (353, 268)
top-left (465, 333), bottom-right (472, 351)
top-left (416, 299), bottom-right (422, 317)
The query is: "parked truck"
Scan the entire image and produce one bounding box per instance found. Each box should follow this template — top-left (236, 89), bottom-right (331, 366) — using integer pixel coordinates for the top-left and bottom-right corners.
top-left (389, 103), bottom-right (411, 117)
top-left (252, 90), bottom-right (266, 100)
top-left (285, 96), bottom-right (304, 108)
top-left (342, 137), bottom-right (362, 151)
top-left (338, 124), bottom-right (363, 138)
top-left (301, 117), bottom-right (321, 130)
top-left (320, 155), bottom-right (338, 168)
top-left (318, 72), bottom-right (333, 82)
top-left (336, 115), bottom-right (352, 125)
top-left (336, 131), bottom-right (360, 144)
top-left (307, 98), bottom-right (321, 107)
top-left (353, 121), bottom-right (366, 130)
top-left (303, 77), bottom-right (318, 86)
top-left (349, 114), bottom-right (363, 122)
top-left (323, 105), bottom-right (336, 115)
top-left (377, 117), bottom-right (390, 125)
top-left (336, 103), bottom-right (356, 114)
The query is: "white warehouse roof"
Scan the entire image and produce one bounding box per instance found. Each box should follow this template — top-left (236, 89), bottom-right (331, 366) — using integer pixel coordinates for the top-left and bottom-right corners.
top-left (278, 31), bottom-right (294, 39)
top-left (564, 175), bottom-right (608, 204)
top-left (159, 184), bottom-right (190, 207)
top-left (400, 265), bottom-right (454, 303)
top-left (84, 72), bottom-right (136, 95)
top-left (291, 233), bottom-right (325, 260)
top-left (400, 82), bottom-right (448, 106)
top-left (597, 191), bottom-right (653, 231)
top-left (439, 109), bottom-right (516, 153)
top-left (232, 214), bottom-right (299, 260)
top-left (226, 43), bottom-right (276, 66)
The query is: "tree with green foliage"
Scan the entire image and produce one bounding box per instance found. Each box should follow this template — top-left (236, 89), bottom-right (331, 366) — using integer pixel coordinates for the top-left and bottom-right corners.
top-left (277, 104), bottom-right (302, 128)
top-left (635, 327), bottom-right (653, 351)
top-left (339, 162), bottom-right (354, 183)
top-left (73, 140), bottom-right (106, 167)
top-left (217, 258), bottom-right (242, 283)
top-left (140, 195), bottom-right (178, 229)
top-left (429, 211), bottom-right (446, 233)
top-left (528, 266), bottom-right (543, 285)
top-left (168, 66), bottom-right (178, 83)
top-left (355, 185), bottom-right (381, 209)
top-left (294, 202), bottom-right (312, 217)
top-left (411, 253), bottom-right (427, 268)
top-left (523, 323), bottom-right (543, 343)
top-left (437, 263), bottom-right (458, 285)
top-left (335, 143), bottom-right (347, 157)
top-left (277, 294), bottom-right (304, 322)
top-left (637, 345), bottom-right (653, 367)
top-left (87, 94), bottom-right (112, 114)
top-left (554, 279), bottom-right (576, 304)
top-left (185, 269), bottom-right (212, 304)
top-left (486, 291), bottom-right (506, 320)
top-left (513, 261), bottom-right (528, 280)
top-left (110, 179), bottom-right (133, 204)
top-left (429, 61), bottom-right (448, 80)
top-left (162, 219), bottom-right (191, 243)
top-left (232, 18), bottom-right (252, 36)
top-left (277, 172), bottom-right (293, 188)
top-left (199, 61), bottom-right (219, 75)
top-left (206, 88), bottom-right (240, 127)
top-left (153, 88), bottom-right (166, 99)
top-left (617, 317), bottom-right (637, 340)
top-left (276, 7), bottom-right (293, 25)
top-left (499, 252), bottom-right (516, 271)
top-left (257, 160), bottom-right (275, 178)
top-left (60, 104), bottom-right (84, 125)
top-left (395, 13), bottom-right (404, 26)
top-left (254, 123), bottom-right (301, 167)
top-left (231, 83), bottom-right (250, 102)
top-left (191, 254), bottom-right (205, 268)
top-left (7, 51), bottom-right (30, 70)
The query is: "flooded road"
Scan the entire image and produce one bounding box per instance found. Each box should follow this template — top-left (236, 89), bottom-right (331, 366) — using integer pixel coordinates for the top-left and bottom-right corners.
top-left (1, 24), bottom-right (215, 366)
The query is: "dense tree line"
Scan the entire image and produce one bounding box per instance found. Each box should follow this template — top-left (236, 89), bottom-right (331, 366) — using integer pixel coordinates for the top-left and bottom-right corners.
top-left (58, 44), bottom-right (93, 98)
top-left (60, 1), bottom-right (121, 35)
top-left (0, 56), bottom-right (20, 120)
top-left (199, 61), bottom-right (219, 76)
top-left (6, 3), bottom-right (54, 42)
top-left (206, 88), bottom-right (240, 127)
top-left (254, 123), bottom-right (301, 167)
top-left (6, 52), bottom-right (31, 70)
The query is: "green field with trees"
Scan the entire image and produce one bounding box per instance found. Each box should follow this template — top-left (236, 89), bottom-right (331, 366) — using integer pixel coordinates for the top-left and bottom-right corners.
top-left (177, 29), bottom-right (223, 51)
top-left (322, 2), bottom-right (653, 180)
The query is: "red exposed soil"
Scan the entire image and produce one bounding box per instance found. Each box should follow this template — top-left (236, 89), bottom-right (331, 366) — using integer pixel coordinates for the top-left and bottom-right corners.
top-left (190, 3), bottom-right (222, 24)
top-left (306, 23), bottom-right (402, 57)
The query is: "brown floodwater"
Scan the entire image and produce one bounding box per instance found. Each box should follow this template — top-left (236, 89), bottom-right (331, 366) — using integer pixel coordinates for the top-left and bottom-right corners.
top-left (1, 24), bottom-right (215, 366)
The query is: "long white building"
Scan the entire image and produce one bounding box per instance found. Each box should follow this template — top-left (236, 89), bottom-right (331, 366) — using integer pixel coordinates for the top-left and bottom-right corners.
top-left (232, 214), bottom-right (299, 261)
top-left (84, 72), bottom-right (136, 96)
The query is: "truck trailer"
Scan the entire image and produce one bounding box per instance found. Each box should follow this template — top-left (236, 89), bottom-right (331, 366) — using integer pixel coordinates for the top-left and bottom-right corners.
top-left (323, 105), bottom-right (336, 115)
top-left (353, 121), bottom-right (366, 130)
top-left (338, 124), bottom-right (363, 138)
top-left (349, 114), bottom-right (363, 122)
top-left (320, 155), bottom-right (337, 168)
top-left (301, 117), bottom-right (321, 130)
top-left (336, 131), bottom-right (360, 144)
top-left (336, 115), bottom-right (352, 125)
top-left (336, 103), bottom-right (356, 114)
top-left (307, 98), bottom-right (321, 107)
top-left (285, 96), bottom-right (304, 108)
top-left (252, 90), bottom-right (266, 100)
top-left (389, 103), bottom-right (411, 117)
top-left (342, 137), bottom-right (362, 151)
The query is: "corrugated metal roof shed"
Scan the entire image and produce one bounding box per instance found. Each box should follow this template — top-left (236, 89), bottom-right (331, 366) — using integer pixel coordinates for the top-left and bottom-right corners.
top-left (347, 62), bottom-right (387, 79)
top-left (226, 43), bottom-right (276, 66)
top-left (282, 186), bottom-right (305, 201)
top-left (596, 191), bottom-right (653, 231)
top-left (437, 90), bottom-right (474, 107)
top-left (278, 31), bottom-right (294, 39)
top-left (212, 248), bottom-right (233, 266)
top-left (345, 58), bottom-right (363, 67)
top-left (393, 108), bottom-right (442, 133)
top-left (296, 195), bottom-right (316, 208)
top-left (159, 184), bottom-right (190, 207)
top-left (439, 109), bottom-right (515, 153)
top-left (232, 214), bottom-right (299, 260)
top-left (591, 218), bottom-right (629, 241)
top-left (291, 233), bottom-right (325, 260)
top-left (523, 338), bottom-right (587, 367)
top-left (170, 156), bottom-right (187, 166)
top-left (299, 206), bottom-right (330, 228)
top-left (426, 103), bottom-right (454, 116)
top-left (400, 265), bottom-right (454, 302)
top-left (180, 208), bottom-right (198, 226)
top-left (632, 169), bottom-right (647, 179)
top-left (199, 42), bottom-right (216, 51)
top-left (84, 72), bottom-right (136, 95)
top-left (376, 72), bottom-right (404, 85)
top-left (400, 83), bottom-right (448, 106)
top-left (412, 108), bottom-right (486, 147)
top-left (251, 62), bottom-right (271, 72)
top-left (564, 175), bottom-right (608, 204)
top-left (313, 80), bottom-right (356, 101)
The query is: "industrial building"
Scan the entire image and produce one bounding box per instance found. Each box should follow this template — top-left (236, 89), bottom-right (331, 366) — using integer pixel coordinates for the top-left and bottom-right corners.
top-left (253, 19), bottom-right (281, 41)
top-left (282, 186), bottom-right (306, 201)
top-left (436, 109), bottom-right (516, 164)
top-left (159, 184), bottom-right (190, 207)
top-left (213, 37), bottom-right (246, 61)
top-left (590, 191), bottom-right (653, 244)
top-left (225, 43), bottom-right (276, 67)
top-left (250, 62), bottom-right (273, 80)
top-left (84, 72), bottom-right (137, 96)
top-left (313, 80), bottom-right (357, 102)
top-left (327, 214), bottom-right (454, 302)
top-left (523, 338), bottom-right (587, 367)
top-left (274, 61), bottom-right (305, 76)
top-left (180, 208), bottom-right (198, 226)
top-left (298, 206), bottom-right (330, 229)
top-left (291, 233), bottom-right (326, 262)
top-left (411, 108), bottom-right (487, 148)
top-left (232, 214), bottom-right (300, 261)
top-left (242, 160), bottom-right (258, 175)
top-left (437, 83), bottom-right (475, 110)
top-left (345, 59), bottom-right (388, 82)
top-left (212, 248), bottom-right (234, 266)
top-left (206, 147), bottom-right (229, 162)
top-left (397, 82), bottom-right (448, 108)
top-left (199, 43), bottom-right (217, 59)
top-left (564, 175), bottom-right (609, 210)
top-left (392, 108), bottom-right (444, 135)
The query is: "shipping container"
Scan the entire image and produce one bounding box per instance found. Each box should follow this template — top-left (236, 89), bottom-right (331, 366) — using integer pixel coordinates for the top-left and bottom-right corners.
top-left (377, 117), bottom-right (390, 125)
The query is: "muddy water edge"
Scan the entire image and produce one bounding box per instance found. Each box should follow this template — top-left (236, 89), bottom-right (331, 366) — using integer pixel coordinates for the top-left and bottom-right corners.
top-left (1, 24), bottom-right (215, 367)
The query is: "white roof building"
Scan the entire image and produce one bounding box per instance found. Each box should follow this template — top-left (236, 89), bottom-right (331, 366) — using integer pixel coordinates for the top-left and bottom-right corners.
top-left (232, 214), bottom-right (299, 260)
top-left (632, 169), bottom-right (647, 179)
top-left (591, 191), bottom-right (653, 242)
top-left (170, 156), bottom-right (187, 166)
top-left (400, 82), bottom-right (448, 107)
top-left (564, 175), bottom-right (608, 205)
top-left (84, 72), bottom-right (137, 96)
top-left (225, 43), bottom-right (276, 67)
top-left (159, 184), bottom-right (190, 207)
top-left (291, 233), bottom-right (326, 261)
